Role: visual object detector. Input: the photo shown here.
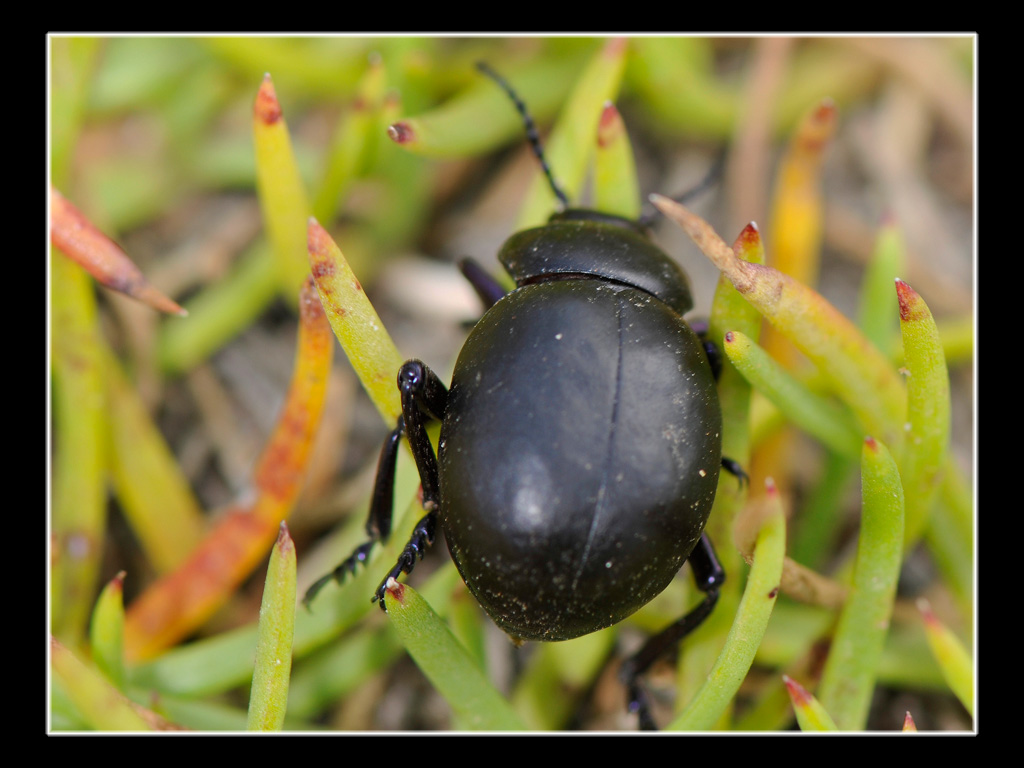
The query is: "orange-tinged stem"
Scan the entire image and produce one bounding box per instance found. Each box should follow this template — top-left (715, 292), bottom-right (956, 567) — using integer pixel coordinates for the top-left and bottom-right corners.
top-left (308, 217), bottom-right (404, 424)
top-left (124, 279), bottom-right (332, 662)
top-left (768, 99), bottom-right (836, 290)
top-left (756, 100), bottom-right (836, 488)
top-left (50, 187), bottom-right (185, 316)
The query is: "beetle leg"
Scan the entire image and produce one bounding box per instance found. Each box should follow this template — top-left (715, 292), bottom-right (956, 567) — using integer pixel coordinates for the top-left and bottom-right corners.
top-left (303, 360), bottom-right (449, 610)
top-left (721, 457), bottom-right (749, 489)
top-left (352, 359), bottom-right (449, 611)
top-left (689, 319), bottom-right (724, 381)
top-left (368, 419), bottom-right (406, 541)
top-left (302, 417), bottom-right (407, 609)
top-left (703, 339), bottom-right (723, 381)
top-left (371, 511), bottom-right (438, 609)
top-left (619, 533), bottom-right (725, 731)
top-left (458, 257), bottom-right (507, 310)
top-left (398, 359), bottom-right (448, 511)
top-left (689, 324), bottom-right (749, 490)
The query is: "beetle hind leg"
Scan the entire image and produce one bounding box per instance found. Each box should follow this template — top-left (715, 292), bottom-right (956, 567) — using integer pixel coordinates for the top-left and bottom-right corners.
top-left (619, 533), bottom-right (725, 731)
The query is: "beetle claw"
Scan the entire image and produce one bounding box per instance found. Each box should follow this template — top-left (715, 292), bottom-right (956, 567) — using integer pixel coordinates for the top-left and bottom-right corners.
top-left (721, 457), bottom-right (749, 489)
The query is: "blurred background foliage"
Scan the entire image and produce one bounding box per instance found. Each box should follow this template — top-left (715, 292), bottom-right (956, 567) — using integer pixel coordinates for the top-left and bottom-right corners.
top-left (49, 35), bottom-right (974, 731)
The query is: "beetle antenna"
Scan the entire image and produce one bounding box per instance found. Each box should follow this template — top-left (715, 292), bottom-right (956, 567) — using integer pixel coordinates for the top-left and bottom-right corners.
top-left (476, 61), bottom-right (570, 210)
top-left (637, 147), bottom-right (727, 228)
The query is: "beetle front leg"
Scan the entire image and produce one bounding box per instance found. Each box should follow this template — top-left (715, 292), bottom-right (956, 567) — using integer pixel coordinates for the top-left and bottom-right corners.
top-left (371, 511), bottom-right (438, 609)
top-left (364, 359), bottom-right (449, 610)
top-left (303, 360), bottom-right (448, 610)
top-left (619, 533), bottom-right (725, 731)
top-left (397, 359), bottom-right (448, 510)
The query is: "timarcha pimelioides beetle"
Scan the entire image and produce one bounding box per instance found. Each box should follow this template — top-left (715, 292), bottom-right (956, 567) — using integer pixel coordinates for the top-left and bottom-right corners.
top-left (304, 62), bottom-right (746, 730)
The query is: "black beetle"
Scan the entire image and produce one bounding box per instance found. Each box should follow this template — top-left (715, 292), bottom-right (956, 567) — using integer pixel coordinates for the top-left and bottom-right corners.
top-left (305, 63), bottom-right (744, 729)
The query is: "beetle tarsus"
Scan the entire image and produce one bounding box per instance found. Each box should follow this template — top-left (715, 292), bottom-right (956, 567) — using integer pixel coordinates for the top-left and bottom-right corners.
top-left (373, 511), bottom-right (438, 610)
top-left (721, 457), bottom-right (749, 489)
top-left (302, 539), bottom-right (379, 609)
top-left (623, 674), bottom-right (658, 732)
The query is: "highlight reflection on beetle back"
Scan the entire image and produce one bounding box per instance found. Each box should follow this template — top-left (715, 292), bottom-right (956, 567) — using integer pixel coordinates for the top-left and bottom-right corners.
top-left (439, 280), bottom-right (722, 641)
